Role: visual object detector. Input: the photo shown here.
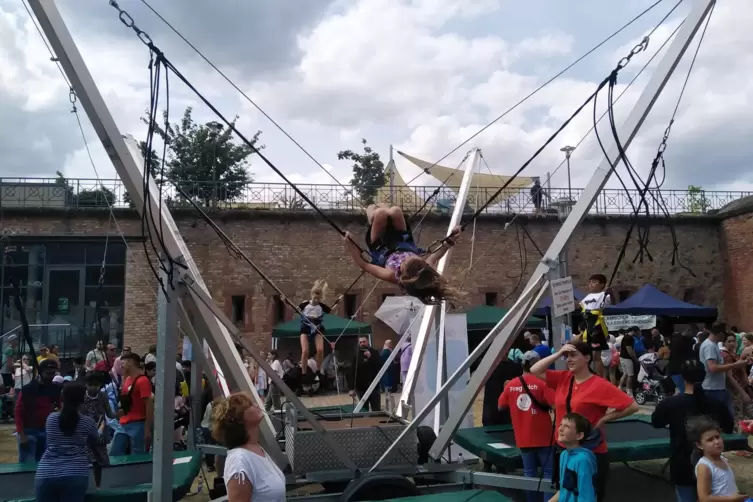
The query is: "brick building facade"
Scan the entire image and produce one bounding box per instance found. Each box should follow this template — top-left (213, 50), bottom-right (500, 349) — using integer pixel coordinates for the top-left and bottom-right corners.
top-left (1, 207), bottom-right (741, 356)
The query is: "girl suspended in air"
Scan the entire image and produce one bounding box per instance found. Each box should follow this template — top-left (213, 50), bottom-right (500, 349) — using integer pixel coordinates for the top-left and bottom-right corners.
top-left (343, 203), bottom-right (461, 304)
top-left (299, 280), bottom-right (332, 382)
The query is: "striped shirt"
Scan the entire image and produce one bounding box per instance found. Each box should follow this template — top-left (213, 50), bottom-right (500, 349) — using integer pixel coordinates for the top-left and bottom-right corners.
top-left (37, 412), bottom-right (98, 479)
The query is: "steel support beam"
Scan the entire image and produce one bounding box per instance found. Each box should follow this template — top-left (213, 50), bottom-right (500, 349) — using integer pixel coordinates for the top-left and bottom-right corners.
top-left (429, 0), bottom-right (717, 459)
top-left (432, 306), bottom-right (448, 434)
top-left (180, 276), bottom-right (358, 471)
top-left (398, 149), bottom-right (480, 417)
top-left (372, 278), bottom-right (547, 470)
top-left (151, 266), bottom-right (179, 502)
top-left (26, 0), bottom-right (285, 465)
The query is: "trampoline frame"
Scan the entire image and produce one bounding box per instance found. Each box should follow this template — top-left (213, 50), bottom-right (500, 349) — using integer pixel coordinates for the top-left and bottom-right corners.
top-left (24, 0), bottom-right (720, 499)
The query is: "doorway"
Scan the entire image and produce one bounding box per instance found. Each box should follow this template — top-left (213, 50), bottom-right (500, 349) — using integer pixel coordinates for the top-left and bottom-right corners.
top-left (44, 268), bottom-right (84, 354)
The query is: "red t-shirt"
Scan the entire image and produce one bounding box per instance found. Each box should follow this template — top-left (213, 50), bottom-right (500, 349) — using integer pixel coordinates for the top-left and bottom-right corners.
top-left (497, 373), bottom-right (555, 448)
top-left (545, 370), bottom-right (634, 454)
top-left (120, 375), bottom-right (153, 425)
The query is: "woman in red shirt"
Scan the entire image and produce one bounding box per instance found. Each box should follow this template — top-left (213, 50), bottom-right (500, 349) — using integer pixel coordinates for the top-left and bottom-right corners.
top-left (498, 351), bottom-right (555, 502)
top-left (530, 341), bottom-right (638, 502)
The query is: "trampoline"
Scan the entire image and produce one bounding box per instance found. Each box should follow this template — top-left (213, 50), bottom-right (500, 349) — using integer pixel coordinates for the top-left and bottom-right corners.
top-left (453, 415), bottom-right (750, 471)
top-left (0, 450), bottom-right (201, 502)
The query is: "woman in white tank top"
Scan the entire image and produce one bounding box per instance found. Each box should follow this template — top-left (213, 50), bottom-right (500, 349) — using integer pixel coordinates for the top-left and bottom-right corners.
top-left (211, 393), bottom-right (286, 502)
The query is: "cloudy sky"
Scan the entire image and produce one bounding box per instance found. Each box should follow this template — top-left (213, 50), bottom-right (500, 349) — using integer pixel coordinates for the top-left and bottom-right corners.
top-left (1, 0), bottom-right (751, 197)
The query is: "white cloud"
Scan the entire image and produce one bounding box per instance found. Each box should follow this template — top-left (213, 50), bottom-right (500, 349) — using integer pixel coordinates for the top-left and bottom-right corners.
top-left (1, 0), bottom-right (751, 196)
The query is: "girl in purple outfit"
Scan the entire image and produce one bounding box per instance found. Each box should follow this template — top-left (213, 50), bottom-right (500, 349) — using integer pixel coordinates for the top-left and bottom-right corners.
top-left (343, 203), bottom-right (462, 304)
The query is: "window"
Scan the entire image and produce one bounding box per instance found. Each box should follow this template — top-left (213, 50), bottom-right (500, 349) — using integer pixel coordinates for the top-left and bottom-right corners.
top-left (344, 294), bottom-right (358, 319)
top-left (273, 295), bottom-right (286, 322)
top-left (618, 290), bottom-right (631, 302)
top-left (485, 292), bottom-right (498, 306)
top-left (231, 295), bottom-right (246, 326)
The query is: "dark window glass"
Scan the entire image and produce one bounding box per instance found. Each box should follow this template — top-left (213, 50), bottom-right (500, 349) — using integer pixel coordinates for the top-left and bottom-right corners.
top-left (46, 243), bottom-right (85, 265)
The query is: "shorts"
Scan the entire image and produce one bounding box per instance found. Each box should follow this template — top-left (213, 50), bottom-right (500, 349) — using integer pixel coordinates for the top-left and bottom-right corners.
top-left (365, 219), bottom-right (422, 266)
top-left (619, 358), bottom-right (635, 376)
top-left (300, 324), bottom-right (325, 345)
top-left (589, 333), bottom-right (609, 352)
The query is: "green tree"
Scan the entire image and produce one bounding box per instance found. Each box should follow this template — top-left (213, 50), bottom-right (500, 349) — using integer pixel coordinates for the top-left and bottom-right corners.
top-left (56, 171), bottom-right (114, 207)
top-left (338, 138), bottom-right (385, 205)
top-left (687, 185), bottom-right (710, 214)
top-left (142, 107), bottom-right (261, 207)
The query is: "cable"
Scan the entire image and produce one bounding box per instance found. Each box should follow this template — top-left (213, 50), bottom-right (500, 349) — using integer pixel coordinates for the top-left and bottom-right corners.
top-left (393, 0), bottom-right (671, 191)
top-left (136, 0), bottom-right (364, 209)
top-left (451, 22), bottom-right (679, 296)
top-left (604, 4), bottom-right (711, 286)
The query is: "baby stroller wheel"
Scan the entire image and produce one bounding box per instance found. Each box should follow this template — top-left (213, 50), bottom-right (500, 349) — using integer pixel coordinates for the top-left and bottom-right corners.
top-left (655, 393), bottom-right (666, 404)
top-left (634, 391), bottom-right (647, 405)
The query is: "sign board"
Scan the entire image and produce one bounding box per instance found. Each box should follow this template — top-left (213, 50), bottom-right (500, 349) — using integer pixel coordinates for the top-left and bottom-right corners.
top-left (182, 336), bottom-right (193, 361)
top-left (413, 312), bottom-right (476, 462)
top-left (550, 277), bottom-right (575, 318)
top-left (57, 297), bottom-right (69, 314)
top-left (605, 314), bottom-right (657, 331)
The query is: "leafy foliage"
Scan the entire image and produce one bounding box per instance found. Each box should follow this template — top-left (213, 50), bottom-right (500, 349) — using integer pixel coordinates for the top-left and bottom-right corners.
top-left (687, 185), bottom-right (710, 214)
top-left (337, 138), bottom-right (385, 205)
top-left (56, 171), bottom-right (115, 207)
top-left (141, 106), bottom-right (262, 207)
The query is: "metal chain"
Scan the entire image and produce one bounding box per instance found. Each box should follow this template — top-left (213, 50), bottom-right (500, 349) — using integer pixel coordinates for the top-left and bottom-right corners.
top-left (109, 0), bottom-right (154, 47)
top-left (68, 86), bottom-right (77, 113)
top-left (617, 36), bottom-right (650, 70)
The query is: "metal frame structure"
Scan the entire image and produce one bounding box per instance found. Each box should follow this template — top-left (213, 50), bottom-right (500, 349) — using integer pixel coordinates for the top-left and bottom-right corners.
top-left (428, 0), bottom-right (717, 460)
top-left (25, 0), bottom-right (716, 497)
top-left (398, 149), bottom-right (480, 421)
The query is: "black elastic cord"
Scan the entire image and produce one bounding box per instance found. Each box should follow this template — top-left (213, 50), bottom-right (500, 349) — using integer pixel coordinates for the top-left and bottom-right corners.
top-left (3, 249), bottom-right (40, 377)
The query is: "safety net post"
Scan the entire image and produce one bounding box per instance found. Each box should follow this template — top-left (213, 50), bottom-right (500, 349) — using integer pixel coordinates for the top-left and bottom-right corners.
top-left (26, 0), bottom-right (285, 466)
top-left (398, 148), bottom-right (482, 418)
top-left (429, 0), bottom-right (718, 461)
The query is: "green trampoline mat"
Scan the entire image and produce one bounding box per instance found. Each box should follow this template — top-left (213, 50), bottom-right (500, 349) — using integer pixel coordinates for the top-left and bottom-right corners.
top-left (384, 490), bottom-right (510, 501)
top-left (453, 415), bottom-right (750, 471)
top-left (3, 450), bottom-right (201, 502)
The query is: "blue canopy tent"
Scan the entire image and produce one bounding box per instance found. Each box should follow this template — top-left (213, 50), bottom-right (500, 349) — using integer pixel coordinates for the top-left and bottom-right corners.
top-left (603, 284), bottom-right (717, 317)
top-left (534, 287), bottom-right (587, 317)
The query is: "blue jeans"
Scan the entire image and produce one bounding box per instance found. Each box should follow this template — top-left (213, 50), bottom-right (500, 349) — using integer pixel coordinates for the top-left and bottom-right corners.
top-left (705, 389), bottom-right (734, 420)
top-left (671, 375), bottom-right (684, 394)
top-left (110, 420), bottom-right (146, 456)
top-left (674, 484), bottom-right (697, 502)
top-left (520, 446), bottom-right (554, 502)
top-left (18, 428), bottom-right (46, 463)
top-left (35, 475), bottom-right (89, 502)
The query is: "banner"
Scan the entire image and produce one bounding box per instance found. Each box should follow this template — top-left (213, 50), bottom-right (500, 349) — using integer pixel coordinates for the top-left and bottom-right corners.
top-left (604, 314), bottom-right (657, 331)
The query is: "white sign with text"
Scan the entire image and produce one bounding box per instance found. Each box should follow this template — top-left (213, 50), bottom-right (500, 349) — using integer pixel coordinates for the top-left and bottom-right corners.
top-left (604, 314), bottom-right (657, 331)
top-left (550, 277), bottom-right (576, 318)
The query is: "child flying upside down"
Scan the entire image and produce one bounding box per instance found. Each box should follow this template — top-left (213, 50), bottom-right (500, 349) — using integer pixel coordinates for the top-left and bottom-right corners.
top-left (299, 280), bottom-right (332, 382)
top-left (576, 273), bottom-right (616, 378)
top-left (343, 203), bottom-right (461, 304)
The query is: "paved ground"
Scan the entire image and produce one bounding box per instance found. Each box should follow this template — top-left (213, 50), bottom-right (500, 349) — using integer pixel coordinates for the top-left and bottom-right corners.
top-left (1, 392), bottom-right (750, 501)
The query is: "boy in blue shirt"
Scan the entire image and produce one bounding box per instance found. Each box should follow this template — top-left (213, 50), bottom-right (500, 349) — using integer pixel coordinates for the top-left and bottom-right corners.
top-left (550, 412), bottom-right (597, 502)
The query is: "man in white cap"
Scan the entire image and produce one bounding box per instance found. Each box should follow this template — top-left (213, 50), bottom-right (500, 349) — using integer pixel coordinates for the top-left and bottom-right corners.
top-left (1, 334), bottom-right (19, 390)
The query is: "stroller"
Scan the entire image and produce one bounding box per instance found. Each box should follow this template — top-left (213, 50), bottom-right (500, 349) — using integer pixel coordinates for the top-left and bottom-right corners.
top-left (635, 352), bottom-right (671, 405)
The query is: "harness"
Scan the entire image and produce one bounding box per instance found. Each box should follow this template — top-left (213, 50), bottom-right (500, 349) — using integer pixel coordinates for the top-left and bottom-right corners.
top-left (581, 294), bottom-right (609, 344)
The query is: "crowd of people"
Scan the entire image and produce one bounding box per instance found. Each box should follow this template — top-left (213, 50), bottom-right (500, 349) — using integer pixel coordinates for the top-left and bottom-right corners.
top-left (492, 318), bottom-right (753, 502)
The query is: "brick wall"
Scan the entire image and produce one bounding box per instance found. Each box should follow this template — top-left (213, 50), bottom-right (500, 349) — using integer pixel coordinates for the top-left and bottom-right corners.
top-left (0, 208), bottom-right (729, 354)
top-left (721, 212), bottom-right (753, 331)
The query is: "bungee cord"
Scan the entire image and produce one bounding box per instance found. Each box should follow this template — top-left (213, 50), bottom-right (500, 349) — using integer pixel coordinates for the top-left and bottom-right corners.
top-left (605, 5), bottom-right (713, 286)
top-left (451, 22), bottom-right (683, 297)
top-left (135, 0), bottom-right (365, 210)
top-left (420, 0), bottom-right (688, 256)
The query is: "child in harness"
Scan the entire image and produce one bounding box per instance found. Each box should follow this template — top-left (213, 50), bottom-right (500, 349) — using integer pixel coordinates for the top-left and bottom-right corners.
top-left (343, 203), bottom-right (462, 304)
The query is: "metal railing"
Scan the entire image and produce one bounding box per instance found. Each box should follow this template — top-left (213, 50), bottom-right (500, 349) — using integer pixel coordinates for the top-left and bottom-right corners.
top-left (0, 177), bottom-right (747, 215)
